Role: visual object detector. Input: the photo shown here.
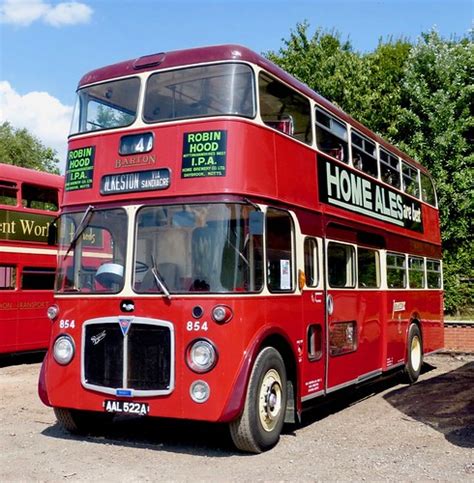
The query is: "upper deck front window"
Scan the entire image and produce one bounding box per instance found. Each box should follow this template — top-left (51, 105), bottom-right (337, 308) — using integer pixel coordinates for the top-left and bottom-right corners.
top-left (70, 77), bottom-right (140, 135)
top-left (143, 63), bottom-right (255, 123)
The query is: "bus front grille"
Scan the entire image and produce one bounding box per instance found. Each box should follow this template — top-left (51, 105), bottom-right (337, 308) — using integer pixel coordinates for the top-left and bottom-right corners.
top-left (82, 317), bottom-right (174, 396)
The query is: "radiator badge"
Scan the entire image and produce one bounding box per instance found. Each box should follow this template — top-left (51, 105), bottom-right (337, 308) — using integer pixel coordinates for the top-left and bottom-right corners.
top-left (91, 330), bottom-right (106, 345)
top-left (119, 317), bottom-right (133, 336)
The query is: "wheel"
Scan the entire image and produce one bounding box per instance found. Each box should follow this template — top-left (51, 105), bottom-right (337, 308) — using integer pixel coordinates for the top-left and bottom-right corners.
top-left (54, 407), bottom-right (113, 434)
top-left (229, 347), bottom-right (287, 453)
top-left (404, 324), bottom-right (423, 383)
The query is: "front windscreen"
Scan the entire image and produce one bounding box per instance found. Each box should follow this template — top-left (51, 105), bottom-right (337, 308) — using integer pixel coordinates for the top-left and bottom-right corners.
top-left (70, 77), bottom-right (140, 135)
top-left (134, 203), bottom-right (263, 294)
top-left (55, 208), bottom-right (127, 293)
top-left (143, 63), bottom-right (255, 123)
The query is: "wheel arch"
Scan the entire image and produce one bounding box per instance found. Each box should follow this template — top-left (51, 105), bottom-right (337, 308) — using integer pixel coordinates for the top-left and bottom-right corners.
top-left (408, 312), bottom-right (423, 350)
top-left (218, 326), bottom-right (299, 423)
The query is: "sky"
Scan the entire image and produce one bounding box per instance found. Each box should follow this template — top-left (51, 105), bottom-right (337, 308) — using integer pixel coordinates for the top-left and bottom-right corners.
top-left (0, 0), bottom-right (472, 172)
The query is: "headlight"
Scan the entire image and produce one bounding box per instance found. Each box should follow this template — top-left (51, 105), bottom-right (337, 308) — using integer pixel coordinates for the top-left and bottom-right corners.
top-left (186, 339), bottom-right (217, 373)
top-left (47, 305), bottom-right (59, 321)
top-left (53, 335), bottom-right (75, 365)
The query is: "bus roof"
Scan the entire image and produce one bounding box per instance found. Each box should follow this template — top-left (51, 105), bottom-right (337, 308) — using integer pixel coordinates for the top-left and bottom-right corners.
top-left (77, 44), bottom-right (427, 174)
top-left (0, 163), bottom-right (63, 188)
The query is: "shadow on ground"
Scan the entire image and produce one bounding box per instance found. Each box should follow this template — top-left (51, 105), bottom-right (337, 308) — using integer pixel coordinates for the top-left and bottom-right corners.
top-left (383, 361), bottom-right (474, 448)
top-left (297, 362), bottom-right (436, 430)
top-left (40, 359), bottom-right (473, 454)
top-left (0, 351), bottom-right (45, 368)
top-left (41, 416), bottom-right (236, 456)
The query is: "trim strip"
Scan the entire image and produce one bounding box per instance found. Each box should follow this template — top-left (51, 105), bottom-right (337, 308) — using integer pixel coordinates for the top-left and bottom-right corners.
top-left (326, 368), bottom-right (383, 394)
top-left (301, 389), bottom-right (325, 402)
top-left (0, 245), bottom-right (57, 255)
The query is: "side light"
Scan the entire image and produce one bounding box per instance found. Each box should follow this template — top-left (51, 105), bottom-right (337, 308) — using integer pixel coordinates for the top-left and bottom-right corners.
top-left (211, 305), bottom-right (233, 324)
top-left (190, 380), bottom-right (210, 403)
top-left (186, 339), bottom-right (217, 373)
top-left (47, 305), bottom-right (59, 321)
top-left (53, 335), bottom-right (75, 365)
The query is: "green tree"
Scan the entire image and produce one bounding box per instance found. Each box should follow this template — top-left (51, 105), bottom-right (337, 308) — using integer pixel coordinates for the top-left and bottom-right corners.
top-left (392, 31), bottom-right (474, 314)
top-left (0, 121), bottom-right (60, 174)
top-left (266, 22), bottom-right (371, 119)
top-left (266, 24), bottom-right (473, 314)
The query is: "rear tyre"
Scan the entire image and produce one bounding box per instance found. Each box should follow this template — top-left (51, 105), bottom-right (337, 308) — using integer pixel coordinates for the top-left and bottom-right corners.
top-left (229, 347), bottom-right (287, 453)
top-left (54, 407), bottom-right (113, 434)
top-left (404, 324), bottom-right (423, 384)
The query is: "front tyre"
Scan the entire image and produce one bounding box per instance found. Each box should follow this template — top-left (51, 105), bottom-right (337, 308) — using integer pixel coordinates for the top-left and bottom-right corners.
top-left (54, 407), bottom-right (113, 434)
top-left (404, 323), bottom-right (423, 384)
top-left (230, 347), bottom-right (287, 453)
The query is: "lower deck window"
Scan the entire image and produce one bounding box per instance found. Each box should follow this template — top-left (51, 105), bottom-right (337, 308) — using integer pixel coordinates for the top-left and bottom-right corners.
top-left (387, 253), bottom-right (406, 289)
top-left (266, 209), bottom-right (294, 292)
top-left (427, 259), bottom-right (442, 288)
top-left (22, 267), bottom-right (55, 290)
top-left (0, 265), bottom-right (16, 289)
top-left (357, 248), bottom-right (380, 288)
top-left (408, 256), bottom-right (425, 289)
top-left (327, 242), bottom-right (355, 288)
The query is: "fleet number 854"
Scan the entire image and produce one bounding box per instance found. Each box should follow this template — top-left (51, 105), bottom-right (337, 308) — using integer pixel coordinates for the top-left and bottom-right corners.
top-left (59, 319), bottom-right (75, 329)
top-left (186, 321), bottom-right (208, 331)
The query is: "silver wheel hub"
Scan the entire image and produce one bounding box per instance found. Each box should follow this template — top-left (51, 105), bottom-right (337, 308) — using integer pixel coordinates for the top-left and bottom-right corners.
top-left (258, 369), bottom-right (282, 432)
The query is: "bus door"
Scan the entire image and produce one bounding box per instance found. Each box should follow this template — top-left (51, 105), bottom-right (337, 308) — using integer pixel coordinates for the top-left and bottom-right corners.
top-left (300, 237), bottom-right (326, 400)
top-left (325, 240), bottom-right (383, 390)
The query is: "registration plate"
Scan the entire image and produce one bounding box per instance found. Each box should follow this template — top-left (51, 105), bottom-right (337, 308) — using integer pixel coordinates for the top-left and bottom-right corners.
top-left (104, 400), bottom-right (149, 416)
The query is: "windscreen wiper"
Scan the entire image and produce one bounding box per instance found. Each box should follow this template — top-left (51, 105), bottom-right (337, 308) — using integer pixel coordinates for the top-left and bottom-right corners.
top-left (150, 254), bottom-right (171, 300)
top-left (63, 205), bottom-right (94, 260)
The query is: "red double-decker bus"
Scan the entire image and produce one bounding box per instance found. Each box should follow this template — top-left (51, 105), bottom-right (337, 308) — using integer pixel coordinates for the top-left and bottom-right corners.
top-left (0, 163), bottom-right (63, 354)
top-left (38, 45), bottom-right (443, 452)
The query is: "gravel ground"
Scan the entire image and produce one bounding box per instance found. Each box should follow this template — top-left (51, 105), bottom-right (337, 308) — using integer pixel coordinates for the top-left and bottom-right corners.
top-left (0, 353), bottom-right (472, 481)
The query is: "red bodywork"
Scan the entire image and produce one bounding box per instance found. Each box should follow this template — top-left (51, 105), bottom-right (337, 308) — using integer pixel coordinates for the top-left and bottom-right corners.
top-left (39, 46), bottom-right (443, 422)
top-left (0, 164), bottom-right (63, 354)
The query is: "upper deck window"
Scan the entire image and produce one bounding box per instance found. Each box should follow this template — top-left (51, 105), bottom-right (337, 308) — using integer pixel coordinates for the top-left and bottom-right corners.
top-left (0, 180), bottom-right (18, 206)
top-left (379, 148), bottom-right (401, 189)
top-left (401, 161), bottom-right (420, 198)
top-left (315, 107), bottom-right (348, 163)
top-left (70, 77), bottom-right (140, 135)
top-left (22, 183), bottom-right (58, 211)
top-left (351, 131), bottom-right (377, 177)
top-left (144, 63), bottom-right (255, 123)
top-left (420, 172), bottom-right (437, 206)
top-left (259, 73), bottom-right (312, 144)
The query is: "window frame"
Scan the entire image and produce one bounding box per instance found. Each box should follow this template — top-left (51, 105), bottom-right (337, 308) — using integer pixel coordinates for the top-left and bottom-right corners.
top-left (408, 255), bottom-right (426, 289)
top-left (386, 252), bottom-right (407, 289)
top-left (258, 71), bottom-right (312, 145)
top-left (357, 246), bottom-right (381, 289)
top-left (265, 207), bottom-right (295, 293)
top-left (401, 161), bottom-right (421, 199)
top-left (379, 147), bottom-right (401, 189)
top-left (350, 129), bottom-right (378, 178)
top-left (0, 264), bottom-right (17, 290)
top-left (327, 241), bottom-right (356, 289)
top-left (315, 106), bottom-right (349, 163)
top-left (426, 258), bottom-right (442, 289)
top-left (303, 237), bottom-right (319, 288)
